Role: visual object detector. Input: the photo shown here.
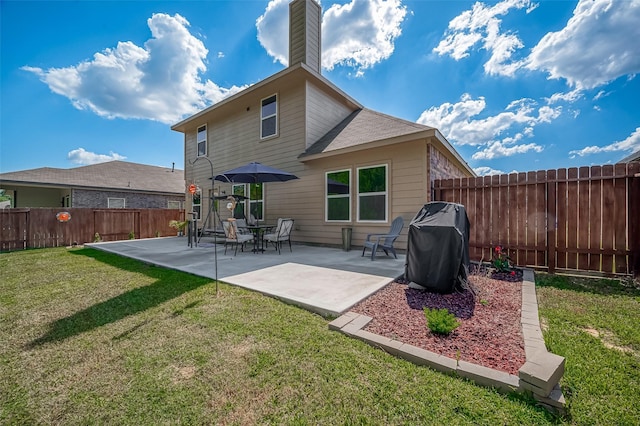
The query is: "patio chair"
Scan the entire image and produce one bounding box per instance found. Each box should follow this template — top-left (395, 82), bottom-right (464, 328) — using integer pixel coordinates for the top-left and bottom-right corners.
top-left (234, 218), bottom-right (251, 234)
top-left (362, 216), bottom-right (404, 261)
top-left (263, 218), bottom-right (294, 254)
top-left (223, 220), bottom-right (254, 255)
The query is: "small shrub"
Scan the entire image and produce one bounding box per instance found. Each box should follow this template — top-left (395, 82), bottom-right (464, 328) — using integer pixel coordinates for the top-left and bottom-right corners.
top-left (154, 230), bottom-right (161, 238)
top-left (492, 245), bottom-right (513, 272)
top-left (128, 231), bottom-right (135, 240)
top-left (93, 232), bottom-right (102, 242)
top-left (423, 307), bottom-right (460, 335)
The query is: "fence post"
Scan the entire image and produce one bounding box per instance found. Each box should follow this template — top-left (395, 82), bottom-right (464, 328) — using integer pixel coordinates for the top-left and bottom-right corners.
top-left (629, 163), bottom-right (640, 278)
top-left (547, 170), bottom-right (556, 274)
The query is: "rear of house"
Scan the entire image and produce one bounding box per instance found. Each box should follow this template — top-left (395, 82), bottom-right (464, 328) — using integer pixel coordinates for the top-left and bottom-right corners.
top-left (172, 0), bottom-right (473, 249)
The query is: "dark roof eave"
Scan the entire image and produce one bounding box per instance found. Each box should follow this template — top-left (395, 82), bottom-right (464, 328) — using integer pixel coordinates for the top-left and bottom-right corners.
top-left (298, 129), bottom-right (436, 161)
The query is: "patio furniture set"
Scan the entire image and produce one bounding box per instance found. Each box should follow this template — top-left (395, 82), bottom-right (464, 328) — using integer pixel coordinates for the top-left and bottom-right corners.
top-left (223, 217), bottom-right (294, 256)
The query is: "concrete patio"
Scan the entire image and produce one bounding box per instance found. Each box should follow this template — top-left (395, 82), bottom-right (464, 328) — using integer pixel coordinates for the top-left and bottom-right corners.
top-left (87, 236), bottom-right (406, 317)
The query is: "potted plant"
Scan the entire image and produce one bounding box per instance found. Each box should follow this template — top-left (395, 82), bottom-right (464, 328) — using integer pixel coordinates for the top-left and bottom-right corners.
top-left (169, 220), bottom-right (189, 236)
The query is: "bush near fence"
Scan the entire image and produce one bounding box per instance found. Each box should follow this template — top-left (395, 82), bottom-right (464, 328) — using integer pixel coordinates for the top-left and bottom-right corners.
top-left (0, 208), bottom-right (185, 252)
top-left (434, 162), bottom-right (640, 277)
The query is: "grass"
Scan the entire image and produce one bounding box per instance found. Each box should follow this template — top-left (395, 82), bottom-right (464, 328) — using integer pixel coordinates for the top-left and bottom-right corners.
top-left (0, 248), bottom-right (636, 425)
top-left (535, 274), bottom-right (640, 425)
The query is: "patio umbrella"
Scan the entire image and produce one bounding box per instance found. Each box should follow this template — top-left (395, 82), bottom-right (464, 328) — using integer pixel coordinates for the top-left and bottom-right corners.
top-left (213, 162), bottom-right (299, 183)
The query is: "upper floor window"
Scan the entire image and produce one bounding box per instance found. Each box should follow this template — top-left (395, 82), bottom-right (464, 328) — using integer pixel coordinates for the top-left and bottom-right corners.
top-left (326, 170), bottom-right (351, 222)
top-left (197, 125), bottom-right (207, 157)
top-left (261, 94), bottom-right (277, 139)
top-left (167, 200), bottom-right (181, 210)
top-left (357, 164), bottom-right (387, 222)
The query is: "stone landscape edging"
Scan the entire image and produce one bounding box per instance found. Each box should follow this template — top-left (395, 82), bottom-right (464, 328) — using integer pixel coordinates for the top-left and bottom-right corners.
top-left (329, 268), bottom-right (566, 414)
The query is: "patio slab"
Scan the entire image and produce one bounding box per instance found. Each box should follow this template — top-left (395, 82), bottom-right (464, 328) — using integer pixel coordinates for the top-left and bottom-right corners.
top-left (87, 236), bottom-right (405, 317)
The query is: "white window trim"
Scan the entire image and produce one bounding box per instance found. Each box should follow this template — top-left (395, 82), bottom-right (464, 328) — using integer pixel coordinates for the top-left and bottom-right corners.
top-left (108, 197), bottom-right (126, 209)
top-left (192, 189), bottom-right (202, 221)
top-left (356, 164), bottom-right (388, 223)
top-left (167, 200), bottom-right (181, 209)
top-left (197, 124), bottom-right (207, 157)
top-left (249, 183), bottom-right (264, 222)
top-left (325, 169), bottom-right (351, 222)
top-left (260, 94), bottom-right (278, 140)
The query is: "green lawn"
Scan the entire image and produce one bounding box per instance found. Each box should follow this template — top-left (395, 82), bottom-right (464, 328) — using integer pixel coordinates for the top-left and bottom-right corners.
top-left (1, 247), bottom-right (638, 425)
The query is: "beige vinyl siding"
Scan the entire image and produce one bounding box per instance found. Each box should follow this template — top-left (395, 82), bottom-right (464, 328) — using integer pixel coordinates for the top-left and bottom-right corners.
top-left (293, 139), bottom-right (430, 248)
top-left (305, 81), bottom-right (355, 149)
top-left (184, 80), bottom-right (309, 227)
top-left (289, 0), bottom-right (321, 73)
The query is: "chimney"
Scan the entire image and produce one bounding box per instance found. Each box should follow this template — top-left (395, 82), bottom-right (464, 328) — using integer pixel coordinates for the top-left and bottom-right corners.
top-left (289, 0), bottom-right (321, 74)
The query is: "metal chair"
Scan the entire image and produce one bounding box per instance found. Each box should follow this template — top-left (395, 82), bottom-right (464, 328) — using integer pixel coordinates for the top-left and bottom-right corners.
top-left (223, 220), bottom-right (254, 255)
top-left (263, 218), bottom-right (294, 254)
top-left (362, 216), bottom-right (404, 260)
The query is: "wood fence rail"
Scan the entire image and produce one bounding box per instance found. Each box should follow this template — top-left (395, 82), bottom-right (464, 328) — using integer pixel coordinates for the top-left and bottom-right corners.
top-left (434, 162), bottom-right (640, 277)
top-left (0, 208), bottom-right (185, 252)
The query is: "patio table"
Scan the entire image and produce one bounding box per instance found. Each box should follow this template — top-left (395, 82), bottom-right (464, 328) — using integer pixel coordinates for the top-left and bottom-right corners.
top-left (245, 224), bottom-right (274, 253)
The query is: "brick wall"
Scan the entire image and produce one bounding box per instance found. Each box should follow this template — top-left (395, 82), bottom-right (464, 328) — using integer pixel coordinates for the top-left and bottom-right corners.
top-left (430, 145), bottom-right (468, 183)
top-left (72, 189), bottom-right (184, 209)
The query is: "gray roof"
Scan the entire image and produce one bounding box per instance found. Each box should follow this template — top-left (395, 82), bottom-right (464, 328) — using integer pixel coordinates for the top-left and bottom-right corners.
top-left (620, 150), bottom-right (640, 162)
top-left (300, 108), bottom-right (435, 158)
top-left (0, 161), bottom-right (185, 194)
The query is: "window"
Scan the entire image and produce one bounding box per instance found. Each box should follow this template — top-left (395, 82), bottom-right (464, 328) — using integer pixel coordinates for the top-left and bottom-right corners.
top-left (108, 197), bottom-right (126, 209)
top-left (192, 190), bottom-right (201, 220)
top-left (326, 170), bottom-right (350, 221)
top-left (249, 183), bottom-right (263, 221)
top-left (167, 200), bottom-right (181, 209)
top-left (197, 125), bottom-right (207, 157)
top-left (261, 94), bottom-right (277, 138)
top-left (232, 183), bottom-right (264, 221)
top-left (232, 184), bottom-right (246, 218)
top-left (357, 165), bottom-right (387, 222)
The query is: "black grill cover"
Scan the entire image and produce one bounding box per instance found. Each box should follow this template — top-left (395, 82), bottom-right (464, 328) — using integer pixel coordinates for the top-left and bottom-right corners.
top-left (405, 202), bottom-right (470, 293)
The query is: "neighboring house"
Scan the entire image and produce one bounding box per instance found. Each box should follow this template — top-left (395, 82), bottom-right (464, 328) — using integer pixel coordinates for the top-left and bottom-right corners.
top-left (620, 150), bottom-right (640, 163)
top-left (171, 0), bottom-right (474, 248)
top-left (0, 161), bottom-right (185, 209)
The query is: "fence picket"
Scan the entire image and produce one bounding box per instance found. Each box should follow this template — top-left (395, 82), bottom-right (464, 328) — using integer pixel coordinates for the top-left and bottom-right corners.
top-left (432, 162), bottom-right (637, 277)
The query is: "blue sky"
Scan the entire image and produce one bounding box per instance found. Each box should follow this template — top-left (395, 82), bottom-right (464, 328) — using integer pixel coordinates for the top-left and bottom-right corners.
top-left (2, 0), bottom-right (639, 176)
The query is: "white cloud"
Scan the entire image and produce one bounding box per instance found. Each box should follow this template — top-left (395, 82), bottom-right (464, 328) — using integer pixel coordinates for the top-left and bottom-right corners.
top-left (526, 0), bottom-right (640, 89)
top-left (569, 127), bottom-right (640, 157)
top-left (474, 166), bottom-right (506, 176)
top-left (23, 13), bottom-right (246, 124)
top-left (68, 148), bottom-right (126, 165)
top-left (256, 0), bottom-right (290, 66)
top-left (433, 0), bottom-right (536, 76)
top-left (417, 93), bottom-right (559, 151)
top-left (545, 89), bottom-right (583, 105)
top-left (322, 0), bottom-right (407, 74)
top-left (256, 0), bottom-right (407, 75)
top-left (472, 140), bottom-right (543, 160)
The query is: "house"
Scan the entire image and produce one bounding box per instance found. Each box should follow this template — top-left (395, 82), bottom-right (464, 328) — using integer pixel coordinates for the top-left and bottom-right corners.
top-left (621, 149), bottom-right (640, 163)
top-left (171, 0), bottom-right (474, 248)
top-left (0, 161), bottom-right (185, 209)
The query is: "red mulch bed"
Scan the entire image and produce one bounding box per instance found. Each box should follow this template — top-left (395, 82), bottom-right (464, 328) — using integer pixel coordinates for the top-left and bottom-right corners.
top-left (350, 271), bottom-right (525, 375)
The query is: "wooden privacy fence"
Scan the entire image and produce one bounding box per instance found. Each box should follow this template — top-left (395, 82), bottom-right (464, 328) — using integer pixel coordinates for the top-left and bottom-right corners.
top-left (0, 208), bottom-right (185, 252)
top-left (434, 162), bottom-right (640, 277)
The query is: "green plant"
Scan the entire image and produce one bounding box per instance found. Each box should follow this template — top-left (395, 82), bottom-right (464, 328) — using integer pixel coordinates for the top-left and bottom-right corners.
top-left (128, 231), bottom-right (135, 240)
top-left (492, 245), bottom-right (513, 272)
top-left (154, 230), bottom-right (161, 238)
top-left (169, 220), bottom-right (188, 232)
top-left (93, 233), bottom-right (102, 243)
top-left (423, 307), bottom-right (460, 335)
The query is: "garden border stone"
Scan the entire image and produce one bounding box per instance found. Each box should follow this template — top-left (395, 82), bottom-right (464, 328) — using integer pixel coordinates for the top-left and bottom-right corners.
top-left (328, 268), bottom-right (566, 414)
